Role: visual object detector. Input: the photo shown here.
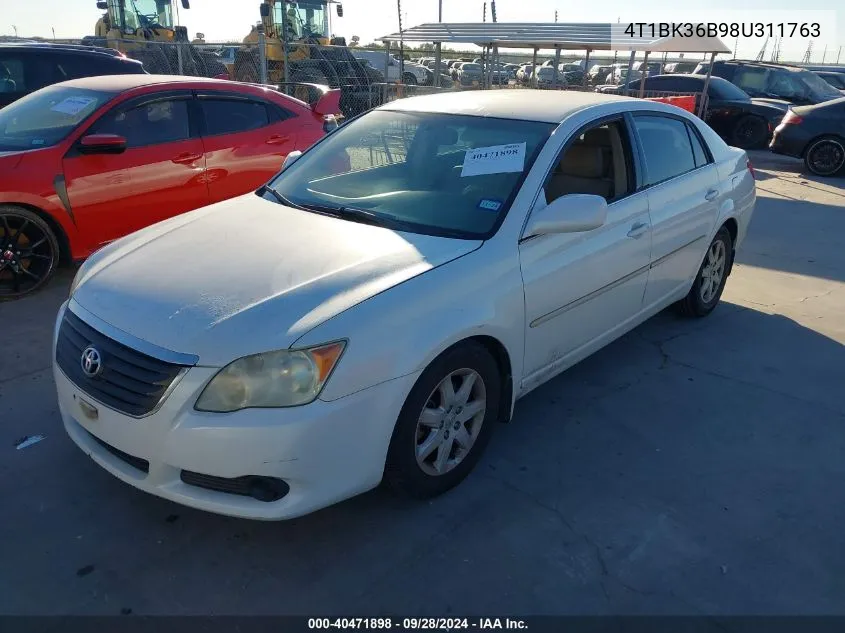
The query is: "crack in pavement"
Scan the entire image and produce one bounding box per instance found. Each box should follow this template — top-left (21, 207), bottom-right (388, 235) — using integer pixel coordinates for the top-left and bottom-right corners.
top-left (482, 474), bottom-right (699, 611)
top-left (0, 364), bottom-right (52, 385)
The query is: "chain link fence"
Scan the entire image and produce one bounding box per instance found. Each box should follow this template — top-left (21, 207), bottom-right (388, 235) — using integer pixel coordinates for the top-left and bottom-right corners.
top-left (47, 38), bottom-right (713, 119)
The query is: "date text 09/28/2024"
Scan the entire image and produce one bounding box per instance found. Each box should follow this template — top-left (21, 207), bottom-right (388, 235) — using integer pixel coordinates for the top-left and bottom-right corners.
top-left (307, 618), bottom-right (529, 630)
top-left (624, 22), bottom-right (821, 39)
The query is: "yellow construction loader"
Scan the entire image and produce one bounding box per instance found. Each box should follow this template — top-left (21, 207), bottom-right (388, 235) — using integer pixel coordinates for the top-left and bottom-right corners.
top-left (233, 1), bottom-right (382, 116)
top-left (85, 0), bottom-right (227, 77)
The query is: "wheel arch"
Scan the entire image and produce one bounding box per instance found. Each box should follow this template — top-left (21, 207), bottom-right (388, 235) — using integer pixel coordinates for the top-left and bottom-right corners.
top-left (800, 133), bottom-right (845, 159)
top-left (1, 201), bottom-right (72, 265)
top-left (446, 335), bottom-right (515, 424)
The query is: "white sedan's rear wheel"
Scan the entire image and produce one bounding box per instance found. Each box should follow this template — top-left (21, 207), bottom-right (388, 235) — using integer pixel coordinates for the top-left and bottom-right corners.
top-left (676, 227), bottom-right (733, 318)
top-left (385, 341), bottom-right (501, 498)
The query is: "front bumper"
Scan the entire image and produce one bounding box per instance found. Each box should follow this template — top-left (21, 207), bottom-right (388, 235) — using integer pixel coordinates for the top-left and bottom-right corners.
top-left (54, 301), bottom-right (417, 520)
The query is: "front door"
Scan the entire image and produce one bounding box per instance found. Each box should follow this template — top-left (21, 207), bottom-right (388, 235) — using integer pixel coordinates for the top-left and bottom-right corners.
top-left (196, 92), bottom-right (300, 203)
top-left (520, 117), bottom-right (652, 391)
top-left (62, 91), bottom-right (209, 252)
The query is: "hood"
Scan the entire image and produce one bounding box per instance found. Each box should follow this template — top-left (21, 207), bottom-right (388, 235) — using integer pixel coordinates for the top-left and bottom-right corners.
top-left (0, 152), bottom-right (25, 168)
top-left (72, 194), bottom-right (482, 366)
top-left (750, 97), bottom-right (792, 111)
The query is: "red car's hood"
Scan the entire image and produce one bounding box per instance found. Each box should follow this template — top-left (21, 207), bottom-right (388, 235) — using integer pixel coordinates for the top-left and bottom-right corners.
top-left (0, 152), bottom-right (24, 168)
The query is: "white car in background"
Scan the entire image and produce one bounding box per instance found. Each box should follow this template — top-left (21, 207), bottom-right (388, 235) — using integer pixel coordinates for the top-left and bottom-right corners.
top-left (56, 90), bottom-right (756, 520)
top-left (351, 49), bottom-right (429, 85)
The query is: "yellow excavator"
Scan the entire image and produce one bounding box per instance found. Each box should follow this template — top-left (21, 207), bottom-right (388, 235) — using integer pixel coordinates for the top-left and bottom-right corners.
top-left (233, 1), bottom-right (382, 116)
top-left (85, 0), bottom-right (227, 77)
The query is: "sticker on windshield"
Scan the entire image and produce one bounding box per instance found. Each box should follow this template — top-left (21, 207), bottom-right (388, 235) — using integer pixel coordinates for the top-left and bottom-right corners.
top-left (31, 139), bottom-right (46, 146)
top-left (478, 199), bottom-right (502, 212)
top-left (50, 96), bottom-right (97, 116)
top-left (461, 142), bottom-right (526, 178)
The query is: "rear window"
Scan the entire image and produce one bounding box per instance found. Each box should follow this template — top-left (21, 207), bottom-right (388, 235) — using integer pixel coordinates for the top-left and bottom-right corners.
top-left (0, 86), bottom-right (113, 150)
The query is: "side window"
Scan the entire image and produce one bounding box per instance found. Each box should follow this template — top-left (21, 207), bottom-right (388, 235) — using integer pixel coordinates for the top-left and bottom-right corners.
top-left (767, 71), bottom-right (807, 100)
top-left (686, 123), bottom-right (710, 168)
top-left (200, 98), bottom-right (270, 135)
top-left (545, 119), bottom-right (633, 204)
top-left (91, 98), bottom-right (190, 148)
top-left (733, 67), bottom-right (769, 96)
top-left (0, 55), bottom-right (26, 93)
top-left (633, 115), bottom-right (696, 185)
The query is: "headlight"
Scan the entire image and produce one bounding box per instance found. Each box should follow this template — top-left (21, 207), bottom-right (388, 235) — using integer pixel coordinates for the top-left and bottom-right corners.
top-left (195, 341), bottom-right (346, 412)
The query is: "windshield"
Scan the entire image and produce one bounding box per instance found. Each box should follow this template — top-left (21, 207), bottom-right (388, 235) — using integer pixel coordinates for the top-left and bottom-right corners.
top-left (0, 87), bottom-right (113, 151)
top-left (461, 64), bottom-right (481, 72)
top-left (274, 0), bottom-right (329, 39)
top-left (800, 70), bottom-right (843, 100)
top-left (267, 110), bottom-right (554, 239)
top-left (114, 0), bottom-right (174, 31)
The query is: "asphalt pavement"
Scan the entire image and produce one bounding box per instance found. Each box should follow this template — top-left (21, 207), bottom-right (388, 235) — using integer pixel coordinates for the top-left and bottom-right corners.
top-left (1, 152), bottom-right (843, 615)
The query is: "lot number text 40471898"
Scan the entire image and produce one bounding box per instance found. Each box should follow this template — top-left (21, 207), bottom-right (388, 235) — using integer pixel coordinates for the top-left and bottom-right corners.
top-left (307, 617), bottom-right (529, 630)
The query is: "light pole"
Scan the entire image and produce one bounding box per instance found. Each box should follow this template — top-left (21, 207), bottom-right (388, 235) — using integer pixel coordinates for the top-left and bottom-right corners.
top-left (12, 24), bottom-right (18, 37)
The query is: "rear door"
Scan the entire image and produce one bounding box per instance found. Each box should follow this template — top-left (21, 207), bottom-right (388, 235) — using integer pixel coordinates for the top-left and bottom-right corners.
top-left (196, 91), bottom-right (302, 203)
top-left (631, 113), bottom-right (720, 308)
top-left (62, 90), bottom-right (209, 250)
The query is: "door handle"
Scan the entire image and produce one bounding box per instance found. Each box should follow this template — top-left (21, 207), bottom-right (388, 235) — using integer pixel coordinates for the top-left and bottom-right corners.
top-left (705, 189), bottom-right (719, 201)
top-left (172, 152), bottom-right (202, 164)
top-left (266, 135), bottom-right (289, 145)
top-left (627, 221), bottom-right (649, 238)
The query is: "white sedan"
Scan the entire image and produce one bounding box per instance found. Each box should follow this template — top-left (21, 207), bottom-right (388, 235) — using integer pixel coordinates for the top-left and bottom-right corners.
top-left (55, 90), bottom-right (756, 520)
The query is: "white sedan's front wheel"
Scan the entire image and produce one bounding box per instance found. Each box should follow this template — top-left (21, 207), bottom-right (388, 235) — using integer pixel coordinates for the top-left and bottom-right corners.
top-left (385, 341), bottom-right (501, 498)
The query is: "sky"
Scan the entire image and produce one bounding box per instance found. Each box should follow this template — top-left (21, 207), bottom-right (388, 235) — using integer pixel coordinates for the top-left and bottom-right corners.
top-left (6, 0), bottom-right (844, 63)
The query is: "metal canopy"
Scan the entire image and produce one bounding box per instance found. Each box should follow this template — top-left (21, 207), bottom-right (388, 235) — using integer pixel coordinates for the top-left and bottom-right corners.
top-left (378, 23), bottom-right (731, 53)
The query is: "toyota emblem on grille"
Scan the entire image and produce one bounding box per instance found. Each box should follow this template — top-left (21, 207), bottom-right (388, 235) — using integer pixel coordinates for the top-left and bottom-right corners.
top-left (80, 346), bottom-right (103, 378)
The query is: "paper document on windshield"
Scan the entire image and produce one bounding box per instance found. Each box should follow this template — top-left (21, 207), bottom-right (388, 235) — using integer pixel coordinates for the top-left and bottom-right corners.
top-left (50, 96), bottom-right (97, 115)
top-left (461, 142), bottom-right (526, 177)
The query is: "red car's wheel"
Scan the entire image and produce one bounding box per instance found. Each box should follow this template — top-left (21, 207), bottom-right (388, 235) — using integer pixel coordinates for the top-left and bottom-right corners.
top-left (0, 206), bottom-right (60, 301)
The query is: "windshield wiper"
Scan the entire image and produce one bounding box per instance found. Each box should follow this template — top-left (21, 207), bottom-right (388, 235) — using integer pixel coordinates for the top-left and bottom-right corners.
top-left (297, 202), bottom-right (415, 231)
top-left (259, 185), bottom-right (306, 210)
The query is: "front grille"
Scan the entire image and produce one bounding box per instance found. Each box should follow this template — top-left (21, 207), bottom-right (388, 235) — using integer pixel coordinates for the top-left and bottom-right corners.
top-left (89, 431), bottom-right (150, 473)
top-left (55, 310), bottom-right (186, 417)
top-left (180, 471), bottom-right (290, 502)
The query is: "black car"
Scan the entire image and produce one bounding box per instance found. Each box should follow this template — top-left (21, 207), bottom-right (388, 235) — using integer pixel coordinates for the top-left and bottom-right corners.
top-left (603, 74), bottom-right (788, 149)
top-left (695, 60), bottom-right (842, 107)
top-left (770, 97), bottom-right (845, 177)
top-left (0, 42), bottom-right (145, 108)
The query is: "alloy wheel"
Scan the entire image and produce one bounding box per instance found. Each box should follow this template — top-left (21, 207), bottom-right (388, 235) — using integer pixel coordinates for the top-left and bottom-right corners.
top-left (415, 368), bottom-right (487, 476)
top-left (807, 140), bottom-right (845, 176)
top-left (699, 239), bottom-right (727, 304)
top-left (0, 214), bottom-right (58, 300)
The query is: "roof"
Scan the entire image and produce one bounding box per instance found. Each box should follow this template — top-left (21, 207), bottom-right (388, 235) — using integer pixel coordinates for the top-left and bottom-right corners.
top-left (0, 41), bottom-right (126, 58)
top-left (57, 74), bottom-right (233, 92)
top-left (378, 89), bottom-right (637, 123)
top-left (379, 23), bottom-right (731, 53)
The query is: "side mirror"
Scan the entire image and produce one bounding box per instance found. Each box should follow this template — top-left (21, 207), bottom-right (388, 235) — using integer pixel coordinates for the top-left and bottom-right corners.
top-left (78, 134), bottom-right (127, 155)
top-left (336, 3), bottom-right (343, 17)
top-left (523, 194), bottom-right (607, 238)
top-left (282, 150), bottom-right (303, 170)
top-left (96, 1), bottom-right (108, 9)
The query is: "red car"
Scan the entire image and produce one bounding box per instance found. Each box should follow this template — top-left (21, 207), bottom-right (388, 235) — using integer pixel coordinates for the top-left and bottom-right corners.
top-left (0, 74), bottom-right (341, 299)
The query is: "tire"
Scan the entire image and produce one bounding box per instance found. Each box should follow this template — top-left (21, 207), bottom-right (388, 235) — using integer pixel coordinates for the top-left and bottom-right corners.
top-left (676, 227), bottom-right (733, 318)
top-left (803, 136), bottom-right (845, 177)
top-left (402, 72), bottom-right (417, 86)
top-left (0, 206), bottom-right (60, 301)
top-left (731, 115), bottom-right (768, 149)
top-left (384, 341), bottom-right (501, 499)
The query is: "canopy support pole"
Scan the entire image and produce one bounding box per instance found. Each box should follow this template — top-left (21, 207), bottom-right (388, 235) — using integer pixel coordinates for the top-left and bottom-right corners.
top-left (530, 46), bottom-right (538, 88)
top-left (698, 51), bottom-right (717, 117)
top-left (583, 49), bottom-right (591, 87)
top-left (638, 50), bottom-right (650, 98)
top-left (622, 50), bottom-right (636, 96)
top-left (552, 46), bottom-right (561, 89)
top-left (434, 42), bottom-right (442, 87)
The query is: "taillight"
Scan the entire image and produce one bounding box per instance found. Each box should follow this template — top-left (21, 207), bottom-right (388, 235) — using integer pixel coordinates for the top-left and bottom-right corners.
top-left (747, 159), bottom-right (756, 180)
top-left (781, 110), bottom-right (804, 125)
